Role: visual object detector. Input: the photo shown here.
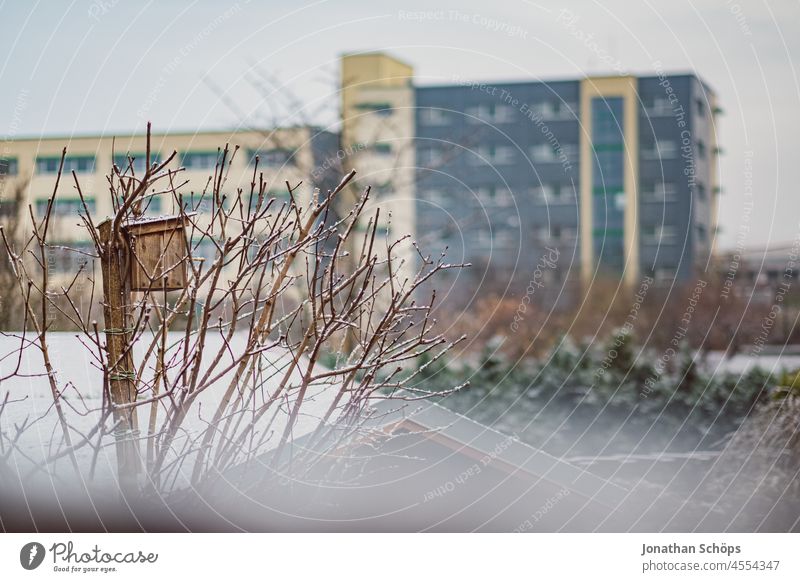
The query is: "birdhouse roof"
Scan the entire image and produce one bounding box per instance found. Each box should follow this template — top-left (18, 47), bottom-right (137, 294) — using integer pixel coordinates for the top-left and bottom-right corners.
top-left (124, 212), bottom-right (197, 227)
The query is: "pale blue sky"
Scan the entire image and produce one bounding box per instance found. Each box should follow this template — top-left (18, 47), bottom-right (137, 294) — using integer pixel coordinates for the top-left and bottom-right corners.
top-left (1, 0), bottom-right (798, 249)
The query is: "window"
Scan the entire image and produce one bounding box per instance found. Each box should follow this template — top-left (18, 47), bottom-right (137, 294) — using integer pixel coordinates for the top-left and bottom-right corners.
top-left (657, 140), bottom-right (677, 159)
top-left (642, 96), bottom-right (672, 116)
top-left (642, 140), bottom-right (677, 160)
top-left (115, 193), bottom-right (161, 214)
top-left (475, 229), bottom-right (491, 247)
top-left (0, 157), bottom-right (18, 176)
top-left (641, 225), bottom-right (677, 244)
top-left (594, 149), bottom-right (624, 181)
top-left (593, 99), bottom-right (625, 143)
top-left (552, 100), bottom-right (577, 119)
top-left (372, 142), bottom-right (393, 156)
top-left (191, 238), bottom-right (220, 266)
top-left (654, 267), bottom-right (676, 283)
top-left (492, 230), bottom-right (516, 247)
top-left (182, 151), bottom-right (221, 170)
top-left (143, 196), bottom-right (162, 214)
top-left (558, 226), bottom-right (577, 241)
top-left (180, 192), bottom-right (212, 214)
top-left (36, 155), bottom-right (95, 174)
top-left (557, 143), bottom-right (578, 163)
top-left (421, 189), bottom-right (447, 205)
top-left (533, 183), bottom-right (573, 204)
top-left (641, 181), bottom-right (677, 201)
top-left (530, 143), bottom-right (557, 163)
top-left (355, 102), bottom-right (393, 116)
top-left (466, 103), bottom-right (514, 124)
top-left (418, 145), bottom-right (443, 166)
top-left (248, 190), bottom-right (288, 212)
top-left (249, 148), bottom-right (295, 167)
top-left (477, 186), bottom-right (513, 207)
top-left (530, 100), bottom-right (576, 120)
top-left (528, 102), bottom-right (550, 118)
top-left (419, 108), bottom-right (449, 126)
top-left (114, 152), bottom-right (160, 174)
top-left (531, 142), bottom-right (577, 165)
top-left (48, 242), bottom-right (96, 274)
top-left (35, 197), bottom-right (96, 217)
top-left (538, 225), bottom-right (576, 242)
top-left (471, 145), bottom-right (514, 165)
top-left (659, 225), bottom-right (676, 239)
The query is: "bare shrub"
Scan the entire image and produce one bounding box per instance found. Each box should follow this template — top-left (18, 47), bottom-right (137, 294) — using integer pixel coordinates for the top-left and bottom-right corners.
top-left (0, 124), bottom-right (464, 502)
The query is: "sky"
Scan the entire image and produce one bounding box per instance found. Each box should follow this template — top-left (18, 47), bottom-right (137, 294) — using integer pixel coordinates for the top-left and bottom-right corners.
top-left (1, 0), bottom-right (798, 250)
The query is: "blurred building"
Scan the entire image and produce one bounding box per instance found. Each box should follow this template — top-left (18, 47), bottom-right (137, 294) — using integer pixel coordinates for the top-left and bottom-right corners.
top-left (713, 242), bottom-right (800, 304)
top-left (2, 53), bottom-right (720, 296)
top-left (0, 127), bottom-right (338, 274)
top-left (341, 52), bottom-right (721, 299)
top-left (339, 52), bottom-right (418, 288)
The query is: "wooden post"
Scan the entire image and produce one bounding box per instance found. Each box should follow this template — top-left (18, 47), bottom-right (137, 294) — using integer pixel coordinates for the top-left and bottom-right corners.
top-left (97, 219), bottom-right (141, 495)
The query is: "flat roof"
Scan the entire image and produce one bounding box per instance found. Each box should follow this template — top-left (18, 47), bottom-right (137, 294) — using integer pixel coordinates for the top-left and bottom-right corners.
top-left (0, 125), bottom-right (338, 143)
top-left (416, 71), bottom-right (715, 95)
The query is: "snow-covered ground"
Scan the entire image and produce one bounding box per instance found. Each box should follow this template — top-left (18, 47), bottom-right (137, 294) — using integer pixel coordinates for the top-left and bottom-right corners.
top-left (4, 331), bottom-right (800, 492)
top-left (702, 350), bottom-right (800, 375)
top-left (0, 332), bottom-right (340, 490)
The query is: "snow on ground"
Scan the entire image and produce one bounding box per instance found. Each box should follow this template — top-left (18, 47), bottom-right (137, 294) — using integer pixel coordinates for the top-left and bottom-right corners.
top-left (0, 332), bottom-right (339, 490)
top-left (702, 350), bottom-right (800, 375)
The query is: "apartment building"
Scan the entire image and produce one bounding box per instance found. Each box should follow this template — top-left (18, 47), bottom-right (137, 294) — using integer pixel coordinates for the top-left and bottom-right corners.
top-left (1, 52), bottom-right (720, 299)
top-left (340, 52), bottom-right (418, 288)
top-left (342, 52), bottom-right (720, 299)
top-left (0, 127), bottom-right (339, 274)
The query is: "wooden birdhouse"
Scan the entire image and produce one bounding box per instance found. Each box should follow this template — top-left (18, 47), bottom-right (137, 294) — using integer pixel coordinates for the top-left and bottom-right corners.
top-left (123, 214), bottom-right (193, 291)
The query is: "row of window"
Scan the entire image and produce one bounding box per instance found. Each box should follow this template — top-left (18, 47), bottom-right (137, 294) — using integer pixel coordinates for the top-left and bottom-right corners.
top-left (45, 243), bottom-right (96, 274)
top-left (640, 96), bottom-right (709, 118)
top-left (3, 138), bottom-right (712, 178)
top-left (25, 189), bottom-right (298, 219)
top-left (33, 196), bottom-right (165, 217)
top-left (25, 179), bottom-right (705, 219)
top-left (534, 223), bottom-right (707, 245)
top-left (417, 139), bottom-right (710, 168)
top-left (18, 149), bottom-right (298, 176)
top-left (418, 97), bottom-right (710, 127)
top-left (438, 222), bottom-right (705, 248)
top-left (453, 228), bottom-right (522, 249)
top-left (41, 238), bottom-right (251, 274)
top-left (641, 139), bottom-right (709, 161)
top-left (418, 142), bottom-right (578, 167)
top-left (354, 102), bottom-right (394, 117)
top-left (421, 179), bottom-right (705, 206)
top-left (34, 198), bottom-right (97, 217)
top-left (420, 101), bottom-right (579, 127)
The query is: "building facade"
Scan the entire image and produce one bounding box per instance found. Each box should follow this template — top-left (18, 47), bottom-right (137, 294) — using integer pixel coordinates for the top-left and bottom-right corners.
top-left (342, 52), bottom-right (721, 300)
top-left (0, 127), bottom-right (339, 275)
top-left (415, 73), bottom-right (719, 291)
top-left (1, 52), bottom-right (720, 299)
